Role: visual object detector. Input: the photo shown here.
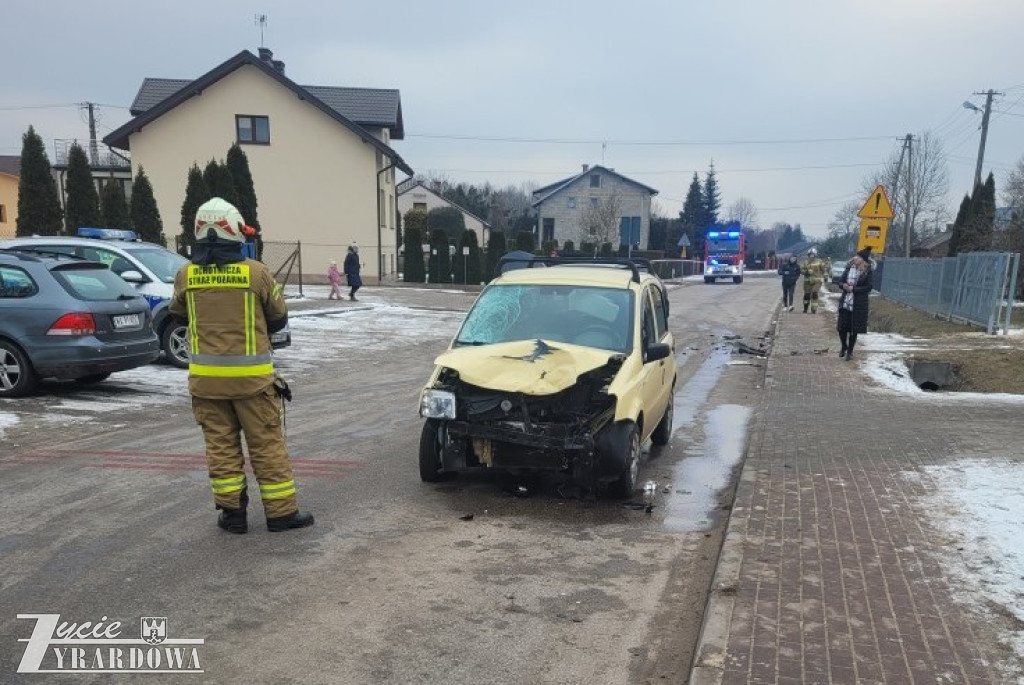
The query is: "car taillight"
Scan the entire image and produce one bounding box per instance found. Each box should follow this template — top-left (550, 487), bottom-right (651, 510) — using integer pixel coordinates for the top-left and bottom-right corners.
top-left (47, 312), bottom-right (96, 336)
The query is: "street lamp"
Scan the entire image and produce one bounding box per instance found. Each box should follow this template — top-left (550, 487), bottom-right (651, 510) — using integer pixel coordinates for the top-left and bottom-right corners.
top-left (962, 100), bottom-right (981, 113)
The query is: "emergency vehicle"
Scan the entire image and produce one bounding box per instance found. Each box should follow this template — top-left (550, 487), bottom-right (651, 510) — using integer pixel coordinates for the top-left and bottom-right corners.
top-left (703, 230), bottom-right (745, 284)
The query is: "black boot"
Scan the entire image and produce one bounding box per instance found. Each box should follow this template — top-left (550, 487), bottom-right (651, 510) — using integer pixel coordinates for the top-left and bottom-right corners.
top-left (267, 510), bottom-right (315, 532)
top-left (217, 487), bottom-right (248, 534)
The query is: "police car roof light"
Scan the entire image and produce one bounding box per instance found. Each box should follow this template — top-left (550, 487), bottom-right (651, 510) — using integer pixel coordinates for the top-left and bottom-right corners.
top-left (707, 231), bottom-right (720, 238)
top-left (727, 231), bottom-right (740, 238)
top-left (77, 227), bottom-right (139, 241)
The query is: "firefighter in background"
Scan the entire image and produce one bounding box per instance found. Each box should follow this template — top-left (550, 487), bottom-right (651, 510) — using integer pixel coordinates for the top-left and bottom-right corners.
top-left (801, 247), bottom-right (829, 313)
top-left (170, 198), bottom-right (314, 534)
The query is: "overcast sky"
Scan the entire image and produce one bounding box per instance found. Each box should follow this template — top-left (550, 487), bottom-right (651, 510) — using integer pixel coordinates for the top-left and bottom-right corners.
top-left (3, 0), bottom-right (1024, 238)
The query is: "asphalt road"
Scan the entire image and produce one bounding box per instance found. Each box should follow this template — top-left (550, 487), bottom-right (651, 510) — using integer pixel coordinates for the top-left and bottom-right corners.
top-left (0, 274), bottom-right (781, 684)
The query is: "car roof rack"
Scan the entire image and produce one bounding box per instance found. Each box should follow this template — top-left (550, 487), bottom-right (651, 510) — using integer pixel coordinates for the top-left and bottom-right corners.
top-left (495, 255), bottom-right (647, 283)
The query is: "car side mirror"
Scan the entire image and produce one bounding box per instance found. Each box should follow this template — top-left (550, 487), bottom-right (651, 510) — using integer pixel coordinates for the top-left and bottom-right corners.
top-left (646, 341), bottom-right (672, 363)
top-left (120, 270), bottom-right (147, 284)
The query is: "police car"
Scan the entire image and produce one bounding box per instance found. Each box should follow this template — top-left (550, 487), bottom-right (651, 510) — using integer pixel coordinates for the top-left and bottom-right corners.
top-left (0, 228), bottom-right (291, 368)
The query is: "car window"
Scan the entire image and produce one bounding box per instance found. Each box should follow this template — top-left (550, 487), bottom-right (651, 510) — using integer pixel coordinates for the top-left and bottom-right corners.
top-left (641, 290), bottom-right (657, 350)
top-left (124, 248), bottom-right (188, 283)
top-left (79, 246), bottom-right (133, 275)
top-left (0, 266), bottom-right (38, 298)
top-left (456, 284), bottom-right (633, 353)
top-left (650, 286), bottom-right (668, 340)
top-left (51, 266), bottom-right (138, 301)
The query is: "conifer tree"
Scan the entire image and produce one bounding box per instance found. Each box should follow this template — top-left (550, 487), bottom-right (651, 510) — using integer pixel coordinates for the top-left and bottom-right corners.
top-left (226, 143), bottom-right (260, 230)
top-left (961, 172), bottom-right (996, 253)
top-left (403, 225), bottom-right (426, 282)
top-left (515, 230), bottom-right (535, 252)
top-left (64, 142), bottom-right (100, 233)
top-left (453, 229), bottom-right (481, 284)
top-left (130, 167), bottom-right (165, 245)
top-left (703, 161), bottom-right (721, 228)
top-left (203, 159), bottom-right (239, 208)
top-left (99, 181), bottom-right (131, 230)
top-left (947, 194), bottom-right (971, 256)
top-left (429, 228), bottom-right (452, 283)
top-left (179, 164), bottom-right (211, 255)
top-left (679, 172), bottom-right (705, 257)
top-left (486, 230), bottom-right (506, 279)
top-left (16, 125), bottom-right (63, 236)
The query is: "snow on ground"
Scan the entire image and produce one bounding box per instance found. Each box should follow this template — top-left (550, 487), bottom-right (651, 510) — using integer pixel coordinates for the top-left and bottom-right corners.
top-left (0, 411), bottom-right (19, 440)
top-left (910, 459), bottom-right (1024, 670)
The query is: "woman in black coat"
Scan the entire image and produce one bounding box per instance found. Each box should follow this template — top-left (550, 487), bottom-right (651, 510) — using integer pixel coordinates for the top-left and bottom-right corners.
top-left (778, 255), bottom-right (801, 311)
top-left (837, 247), bottom-right (873, 360)
top-left (343, 245), bottom-right (362, 301)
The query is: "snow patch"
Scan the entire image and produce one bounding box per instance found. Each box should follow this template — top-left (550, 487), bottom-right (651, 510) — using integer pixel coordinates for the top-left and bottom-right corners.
top-left (913, 459), bottom-right (1024, 670)
top-left (0, 411), bottom-right (19, 439)
top-left (862, 353), bottom-right (1024, 403)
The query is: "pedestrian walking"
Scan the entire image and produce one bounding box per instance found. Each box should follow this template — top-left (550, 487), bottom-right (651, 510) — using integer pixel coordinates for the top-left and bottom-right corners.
top-left (837, 247), bottom-right (874, 361)
top-left (327, 259), bottom-right (343, 300)
top-left (344, 244), bottom-right (362, 301)
top-left (801, 248), bottom-right (829, 313)
top-left (778, 255), bottom-right (801, 311)
top-left (170, 197), bottom-right (314, 534)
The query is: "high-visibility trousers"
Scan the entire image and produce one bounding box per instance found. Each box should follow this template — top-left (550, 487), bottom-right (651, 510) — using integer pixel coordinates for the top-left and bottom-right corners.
top-left (191, 386), bottom-right (299, 518)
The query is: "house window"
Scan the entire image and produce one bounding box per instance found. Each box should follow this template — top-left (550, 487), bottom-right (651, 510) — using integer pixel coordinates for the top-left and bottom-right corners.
top-left (590, 198), bottom-right (599, 208)
top-left (590, 174), bottom-right (600, 188)
top-left (567, 197), bottom-right (576, 209)
top-left (413, 202), bottom-right (427, 211)
top-left (0, 204), bottom-right (6, 223)
top-left (542, 218), bottom-right (555, 243)
top-left (236, 115), bottom-right (270, 144)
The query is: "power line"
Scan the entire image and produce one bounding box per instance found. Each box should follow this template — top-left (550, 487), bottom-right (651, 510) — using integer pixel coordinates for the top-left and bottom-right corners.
top-left (420, 162), bottom-right (880, 176)
top-left (406, 132), bottom-right (899, 146)
top-left (0, 103), bottom-right (79, 111)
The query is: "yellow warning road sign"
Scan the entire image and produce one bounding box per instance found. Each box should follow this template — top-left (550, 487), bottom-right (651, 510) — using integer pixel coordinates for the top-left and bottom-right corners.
top-left (857, 185), bottom-right (894, 220)
top-left (857, 218), bottom-right (888, 255)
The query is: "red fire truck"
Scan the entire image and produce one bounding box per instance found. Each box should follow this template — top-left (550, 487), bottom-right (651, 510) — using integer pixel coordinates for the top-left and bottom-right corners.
top-left (703, 230), bottom-right (745, 284)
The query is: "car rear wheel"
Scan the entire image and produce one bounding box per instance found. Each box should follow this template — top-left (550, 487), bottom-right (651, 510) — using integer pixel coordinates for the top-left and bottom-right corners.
top-left (419, 419), bottom-right (449, 482)
top-left (704, 277), bottom-right (714, 284)
top-left (162, 322), bottom-right (190, 369)
top-left (608, 421), bottom-right (641, 498)
top-left (74, 373), bottom-right (112, 385)
top-left (733, 275), bottom-right (743, 284)
top-left (0, 341), bottom-right (36, 398)
top-left (651, 394), bottom-right (674, 446)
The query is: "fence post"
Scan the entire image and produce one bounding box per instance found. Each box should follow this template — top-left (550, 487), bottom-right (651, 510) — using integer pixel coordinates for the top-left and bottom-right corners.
top-left (297, 240), bottom-right (303, 298)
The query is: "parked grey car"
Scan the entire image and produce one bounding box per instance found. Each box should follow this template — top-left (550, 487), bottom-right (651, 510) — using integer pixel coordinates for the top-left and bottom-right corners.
top-left (0, 250), bottom-right (160, 397)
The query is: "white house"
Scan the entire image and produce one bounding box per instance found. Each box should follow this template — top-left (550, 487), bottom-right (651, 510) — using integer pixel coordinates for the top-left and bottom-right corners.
top-left (397, 180), bottom-right (490, 248)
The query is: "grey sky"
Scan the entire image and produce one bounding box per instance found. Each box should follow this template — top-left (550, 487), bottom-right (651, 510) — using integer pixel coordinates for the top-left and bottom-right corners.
top-left (3, 0), bottom-right (1023, 238)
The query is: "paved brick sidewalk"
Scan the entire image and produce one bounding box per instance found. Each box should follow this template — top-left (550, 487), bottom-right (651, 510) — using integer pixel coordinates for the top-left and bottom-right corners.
top-left (690, 301), bottom-right (1022, 685)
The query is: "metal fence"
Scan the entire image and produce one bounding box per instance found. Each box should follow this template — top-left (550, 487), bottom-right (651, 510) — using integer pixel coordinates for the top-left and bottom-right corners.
top-left (260, 240), bottom-right (303, 296)
top-left (648, 259), bottom-right (704, 281)
top-left (877, 252), bottom-right (1020, 334)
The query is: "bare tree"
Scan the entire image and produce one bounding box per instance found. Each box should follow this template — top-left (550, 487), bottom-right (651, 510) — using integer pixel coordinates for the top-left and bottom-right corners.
top-left (827, 200), bottom-right (861, 240)
top-left (864, 131), bottom-right (950, 254)
top-left (725, 197), bottom-right (759, 229)
top-left (1002, 154), bottom-right (1024, 214)
top-left (578, 190), bottom-right (622, 250)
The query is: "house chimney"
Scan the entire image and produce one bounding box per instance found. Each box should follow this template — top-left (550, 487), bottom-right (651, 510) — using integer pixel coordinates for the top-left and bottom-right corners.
top-left (582, 164), bottom-right (589, 172)
top-left (258, 47), bottom-right (273, 62)
top-left (271, 59), bottom-right (285, 74)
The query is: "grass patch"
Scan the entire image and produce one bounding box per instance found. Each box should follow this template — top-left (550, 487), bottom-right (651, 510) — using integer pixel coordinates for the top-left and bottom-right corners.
top-left (868, 296), bottom-right (978, 337)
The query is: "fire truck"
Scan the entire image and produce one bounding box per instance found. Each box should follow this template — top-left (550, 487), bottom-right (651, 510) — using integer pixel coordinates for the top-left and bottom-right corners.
top-left (703, 230), bottom-right (745, 284)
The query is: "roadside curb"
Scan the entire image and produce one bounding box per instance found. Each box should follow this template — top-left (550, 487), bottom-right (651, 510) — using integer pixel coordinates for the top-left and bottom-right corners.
top-left (688, 299), bottom-right (783, 684)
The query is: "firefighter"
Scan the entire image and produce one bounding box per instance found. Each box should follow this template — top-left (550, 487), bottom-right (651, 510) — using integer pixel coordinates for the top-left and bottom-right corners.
top-left (801, 247), bottom-right (829, 314)
top-left (170, 198), bottom-right (314, 534)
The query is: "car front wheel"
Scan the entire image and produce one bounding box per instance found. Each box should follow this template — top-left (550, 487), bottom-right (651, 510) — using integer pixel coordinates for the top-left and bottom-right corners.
top-left (162, 322), bottom-right (190, 369)
top-left (0, 340), bottom-right (36, 398)
top-left (419, 419), bottom-right (448, 482)
top-left (603, 421), bottom-right (641, 498)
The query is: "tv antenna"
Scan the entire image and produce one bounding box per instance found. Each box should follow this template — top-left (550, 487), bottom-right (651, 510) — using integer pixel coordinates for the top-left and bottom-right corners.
top-left (254, 14), bottom-right (268, 47)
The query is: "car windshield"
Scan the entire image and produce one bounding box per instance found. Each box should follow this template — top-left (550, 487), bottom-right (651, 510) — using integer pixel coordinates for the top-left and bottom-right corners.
top-left (455, 284), bottom-right (633, 353)
top-left (52, 265), bottom-right (139, 301)
top-left (124, 247), bottom-right (188, 283)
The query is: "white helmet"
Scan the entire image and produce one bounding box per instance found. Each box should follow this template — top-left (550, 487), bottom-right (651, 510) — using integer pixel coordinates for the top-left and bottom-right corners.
top-left (195, 197), bottom-right (246, 243)
top-left (807, 247), bottom-right (818, 257)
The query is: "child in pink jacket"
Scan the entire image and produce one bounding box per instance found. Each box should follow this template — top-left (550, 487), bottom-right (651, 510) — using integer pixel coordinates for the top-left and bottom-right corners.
top-left (327, 260), bottom-right (343, 300)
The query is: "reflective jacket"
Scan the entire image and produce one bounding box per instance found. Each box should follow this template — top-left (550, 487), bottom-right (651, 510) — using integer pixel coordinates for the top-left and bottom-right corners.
top-left (169, 258), bottom-right (287, 399)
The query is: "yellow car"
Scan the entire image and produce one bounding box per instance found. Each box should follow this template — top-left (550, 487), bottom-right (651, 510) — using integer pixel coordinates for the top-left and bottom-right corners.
top-left (418, 259), bottom-right (677, 496)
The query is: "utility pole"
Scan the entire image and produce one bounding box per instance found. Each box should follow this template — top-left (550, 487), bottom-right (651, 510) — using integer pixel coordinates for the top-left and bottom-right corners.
top-left (904, 134), bottom-right (913, 257)
top-left (887, 134), bottom-right (910, 255)
top-left (972, 89), bottom-right (1002, 190)
top-left (85, 102), bottom-right (99, 166)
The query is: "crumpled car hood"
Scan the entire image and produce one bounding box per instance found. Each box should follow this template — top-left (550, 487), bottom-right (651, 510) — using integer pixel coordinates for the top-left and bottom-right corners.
top-left (434, 339), bottom-right (619, 395)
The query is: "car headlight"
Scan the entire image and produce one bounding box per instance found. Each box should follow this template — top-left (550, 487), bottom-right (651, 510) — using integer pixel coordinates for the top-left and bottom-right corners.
top-left (420, 389), bottom-right (456, 419)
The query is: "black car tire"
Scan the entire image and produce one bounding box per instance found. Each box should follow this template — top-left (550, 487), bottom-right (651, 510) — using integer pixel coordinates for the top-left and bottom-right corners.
top-left (651, 393), bottom-right (674, 447)
top-left (0, 340), bottom-right (36, 398)
top-left (161, 321), bottom-right (190, 369)
top-left (733, 275), bottom-right (743, 284)
top-left (603, 421), bottom-right (641, 498)
top-left (74, 373), bottom-right (112, 385)
top-left (704, 277), bottom-right (714, 284)
top-left (419, 419), bottom-right (448, 482)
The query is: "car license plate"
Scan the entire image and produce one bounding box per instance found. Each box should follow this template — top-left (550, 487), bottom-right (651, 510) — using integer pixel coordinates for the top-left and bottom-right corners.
top-left (112, 313), bottom-right (141, 329)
